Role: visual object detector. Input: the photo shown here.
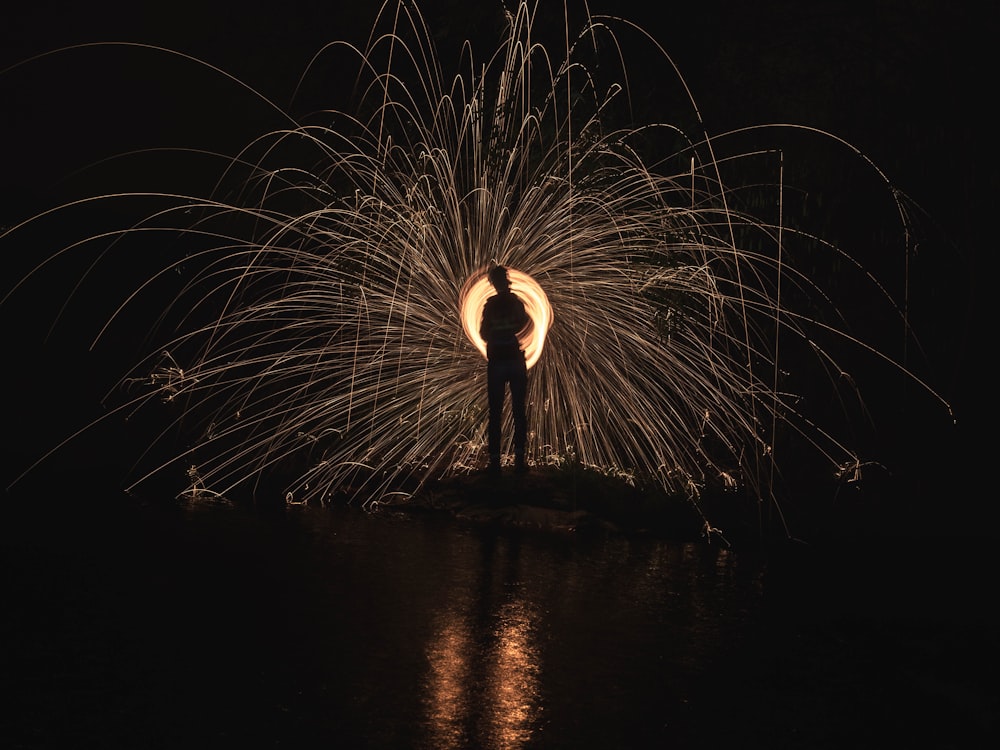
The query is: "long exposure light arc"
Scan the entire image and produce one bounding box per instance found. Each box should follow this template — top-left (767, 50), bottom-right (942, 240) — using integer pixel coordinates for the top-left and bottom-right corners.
top-left (1, 0), bottom-right (952, 537)
top-left (460, 268), bottom-right (552, 369)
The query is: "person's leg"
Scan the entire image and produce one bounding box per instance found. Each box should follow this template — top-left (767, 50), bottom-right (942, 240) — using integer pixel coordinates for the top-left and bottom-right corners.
top-left (510, 360), bottom-right (528, 471)
top-left (487, 361), bottom-right (505, 472)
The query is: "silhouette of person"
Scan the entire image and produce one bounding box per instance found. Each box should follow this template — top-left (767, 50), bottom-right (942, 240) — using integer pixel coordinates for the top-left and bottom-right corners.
top-left (479, 265), bottom-right (530, 475)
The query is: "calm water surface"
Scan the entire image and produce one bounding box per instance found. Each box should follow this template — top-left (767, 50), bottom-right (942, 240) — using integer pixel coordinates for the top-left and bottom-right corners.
top-left (5, 495), bottom-right (766, 747)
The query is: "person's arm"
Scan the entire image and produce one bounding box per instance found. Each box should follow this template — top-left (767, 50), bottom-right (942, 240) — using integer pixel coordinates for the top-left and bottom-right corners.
top-left (479, 301), bottom-right (492, 341)
top-left (517, 298), bottom-right (530, 332)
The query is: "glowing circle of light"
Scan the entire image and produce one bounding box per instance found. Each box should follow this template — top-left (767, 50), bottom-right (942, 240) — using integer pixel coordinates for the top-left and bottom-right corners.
top-left (460, 268), bottom-right (552, 370)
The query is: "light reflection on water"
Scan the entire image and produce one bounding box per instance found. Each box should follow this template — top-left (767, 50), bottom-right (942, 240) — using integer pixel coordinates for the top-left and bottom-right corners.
top-left (424, 533), bottom-right (542, 749)
top-left (299, 506), bottom-right (765, 749)
top-left (5, 496), bottom-right (765, 748)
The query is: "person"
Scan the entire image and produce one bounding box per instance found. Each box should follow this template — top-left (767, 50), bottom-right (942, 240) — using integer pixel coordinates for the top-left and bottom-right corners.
top-left (479, 265), bottom-right (530, 475)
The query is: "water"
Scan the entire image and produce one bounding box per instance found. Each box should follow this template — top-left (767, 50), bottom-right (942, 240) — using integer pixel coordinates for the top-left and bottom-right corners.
top-left (4, 493), bottom-right (996, 748)
top-left (4, 494), bottom-right (766, 747)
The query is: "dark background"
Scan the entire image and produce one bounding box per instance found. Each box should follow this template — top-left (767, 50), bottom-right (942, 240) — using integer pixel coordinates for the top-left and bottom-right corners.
top-left (1, 0), bottom-right (993, 539)
top-left (2, 4), bottom-right (997, 746)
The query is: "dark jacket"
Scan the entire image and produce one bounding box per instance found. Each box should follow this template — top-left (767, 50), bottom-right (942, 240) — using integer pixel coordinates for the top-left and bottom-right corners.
top-left (480, 292), bottom-right (529, 361)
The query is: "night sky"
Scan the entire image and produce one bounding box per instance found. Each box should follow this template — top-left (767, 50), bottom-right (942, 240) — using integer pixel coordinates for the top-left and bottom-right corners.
top-left (2, 0), bottom-right (994, 537)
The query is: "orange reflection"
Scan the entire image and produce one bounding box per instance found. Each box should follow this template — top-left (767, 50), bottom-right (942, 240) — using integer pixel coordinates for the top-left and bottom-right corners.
top-left (425, 618), bottom-right (474, 748)
top-left (423, 596), bottom-right (540, 748)
top-left (459, 268), bottom-right (553, 369)
top-left (484, 599), bottom-right (540, 747)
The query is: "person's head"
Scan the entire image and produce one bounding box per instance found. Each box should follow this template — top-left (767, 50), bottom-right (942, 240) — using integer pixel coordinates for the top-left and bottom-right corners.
top-left (488, 265), bottom-right (510, 291)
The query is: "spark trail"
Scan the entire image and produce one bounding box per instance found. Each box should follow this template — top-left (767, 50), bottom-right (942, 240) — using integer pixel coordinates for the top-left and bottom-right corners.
top-left (2, 1), bottom-right (950, 537)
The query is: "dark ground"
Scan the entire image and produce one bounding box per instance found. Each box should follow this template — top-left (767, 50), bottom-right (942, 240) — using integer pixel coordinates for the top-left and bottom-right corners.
top-left (381, 465), bottom-right (1000, 747)
top-left (3, 472), bottom-right (998, 748)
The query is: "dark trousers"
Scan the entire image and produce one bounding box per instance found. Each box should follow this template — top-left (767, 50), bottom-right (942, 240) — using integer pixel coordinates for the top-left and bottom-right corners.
top-left (487, 357), bottom-right (527, 463)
